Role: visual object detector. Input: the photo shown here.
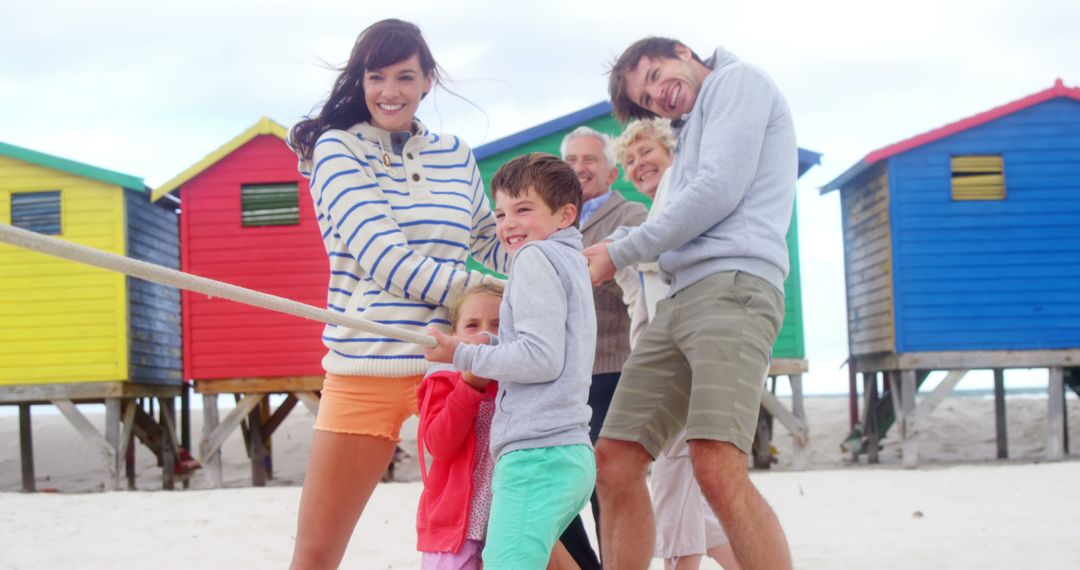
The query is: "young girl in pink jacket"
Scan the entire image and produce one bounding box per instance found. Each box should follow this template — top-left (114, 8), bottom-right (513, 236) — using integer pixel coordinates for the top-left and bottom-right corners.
top-left (416, 284), bottom-right (502, 568)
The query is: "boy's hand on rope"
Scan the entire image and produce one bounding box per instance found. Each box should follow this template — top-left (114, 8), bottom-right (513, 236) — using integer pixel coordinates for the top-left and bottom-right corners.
top-left (424, 326), bottom-right (460, 363)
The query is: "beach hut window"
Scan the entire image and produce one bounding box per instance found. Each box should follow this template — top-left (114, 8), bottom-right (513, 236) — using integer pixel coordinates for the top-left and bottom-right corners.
top-left (11, 191), bottom-right (62, 234)
top-left (241, 183), bottom-right (300, 227)
top-left (951, 155), bottom-right (1005, 201)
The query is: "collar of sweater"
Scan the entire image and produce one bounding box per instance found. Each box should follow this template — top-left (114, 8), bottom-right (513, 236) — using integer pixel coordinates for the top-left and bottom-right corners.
top-left (350, 120), bottom-right (432, 157)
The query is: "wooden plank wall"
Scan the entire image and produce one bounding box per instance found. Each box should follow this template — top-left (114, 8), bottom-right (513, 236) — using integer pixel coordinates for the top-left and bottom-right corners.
top-left (182, 135), bottom-right (325, 381)
top-left (889, 98), bottom-right (1080, 352)
top-left (0, 158), bottom-right (128, 384)
top-left (842, 164), bottom-right (896, 356)
top-left (125, 190), bottom-right (182, 384)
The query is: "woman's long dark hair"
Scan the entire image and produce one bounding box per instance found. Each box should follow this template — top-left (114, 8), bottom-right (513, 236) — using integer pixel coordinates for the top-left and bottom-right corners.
top-left (291, 19), bottom-right (440, 160)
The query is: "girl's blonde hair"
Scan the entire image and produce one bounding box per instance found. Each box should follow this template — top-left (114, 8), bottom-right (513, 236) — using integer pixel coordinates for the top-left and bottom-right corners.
top-left (613, 118), bottom-right (677, 183)
top-left (448, 283), bottom-right (504, 330)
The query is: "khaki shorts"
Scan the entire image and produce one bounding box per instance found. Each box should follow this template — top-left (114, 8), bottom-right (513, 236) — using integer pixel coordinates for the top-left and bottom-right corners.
top-left (313, 373), bottom-right (421, 442)
top-left (600, 271), bottom-right (783, 456)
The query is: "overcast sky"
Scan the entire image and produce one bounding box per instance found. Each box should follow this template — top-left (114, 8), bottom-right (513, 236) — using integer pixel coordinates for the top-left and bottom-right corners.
top-left (4, 0), bottom-right (1078, 395)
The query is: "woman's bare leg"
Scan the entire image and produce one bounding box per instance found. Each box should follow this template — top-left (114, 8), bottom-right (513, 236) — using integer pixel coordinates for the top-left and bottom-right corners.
top-left (290, 431), bottom-right (397, 569)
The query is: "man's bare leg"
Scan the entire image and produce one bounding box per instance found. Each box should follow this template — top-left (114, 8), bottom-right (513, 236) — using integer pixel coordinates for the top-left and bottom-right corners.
top-left (689, 440), bottom-right (791, 570)
top-left (595, 437), bottom-right (654, 570)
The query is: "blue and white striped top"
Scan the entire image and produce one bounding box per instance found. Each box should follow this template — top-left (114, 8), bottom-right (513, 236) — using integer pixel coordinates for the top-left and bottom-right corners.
top-left (295, 120), bottom-right (507, 378)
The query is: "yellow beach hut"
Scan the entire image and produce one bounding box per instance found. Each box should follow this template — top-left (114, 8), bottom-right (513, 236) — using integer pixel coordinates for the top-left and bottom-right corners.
top-left (1, 140), bottom-right (187, 491)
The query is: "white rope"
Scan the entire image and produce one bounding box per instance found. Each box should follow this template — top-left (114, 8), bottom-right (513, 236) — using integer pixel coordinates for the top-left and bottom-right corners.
top-left (0, 223), bottom-right (437, 347)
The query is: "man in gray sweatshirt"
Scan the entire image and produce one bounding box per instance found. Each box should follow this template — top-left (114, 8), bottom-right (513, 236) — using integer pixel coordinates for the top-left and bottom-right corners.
top-left (426, 153), bottom-right (596, 569)
top-left (584, 38), bottom-right (796, 570)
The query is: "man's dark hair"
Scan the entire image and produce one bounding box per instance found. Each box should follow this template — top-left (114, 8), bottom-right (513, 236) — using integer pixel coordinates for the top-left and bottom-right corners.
top-left (608, 37), bottom-right (703, 123)
top-left (491, 153), bottom-right (582, 227)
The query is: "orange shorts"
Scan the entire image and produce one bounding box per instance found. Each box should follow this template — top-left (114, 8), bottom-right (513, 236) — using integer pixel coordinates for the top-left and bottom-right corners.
top-left (313, 373), bottom-right (421, 442)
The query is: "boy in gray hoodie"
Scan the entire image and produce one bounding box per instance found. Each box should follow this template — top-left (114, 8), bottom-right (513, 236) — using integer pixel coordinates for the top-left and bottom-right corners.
top-left (425, 153), bottom-right (596, 570)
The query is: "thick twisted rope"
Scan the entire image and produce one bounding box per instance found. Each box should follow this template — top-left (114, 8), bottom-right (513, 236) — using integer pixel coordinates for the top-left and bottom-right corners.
top-left (0, 223), bottom-right (437, 347)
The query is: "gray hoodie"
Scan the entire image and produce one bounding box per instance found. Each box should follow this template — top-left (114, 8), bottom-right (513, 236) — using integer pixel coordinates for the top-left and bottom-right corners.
top-left (607, 47), bottom-right (797, 295)
top-left (453, 227), bottom-right (596, 460)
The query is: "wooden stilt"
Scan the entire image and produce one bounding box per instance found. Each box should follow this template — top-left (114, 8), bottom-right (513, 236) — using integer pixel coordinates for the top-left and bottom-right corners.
top-left (181, 384), bottom-right (191, 490)
top-left (160, 397), bottom-right (176, 490)
top-left (249, 400), bottom-right (268, 487)
top-left (848, 361), bottom-right (858, 430)
top-left (994, 369), bottom-right (1008, 459)
top-left (201, 393), bottom-right (224, 487)
top-left (105, 398), bottom-right (122, 490)
top-left (119, 400), bottom-right (137, 490)
top-left (790, 374), bottom-right (807, 470)
top-left (900, 369), bottom-right (917, 468)
top-left (1048, 367), bottom-right (1065, 459)
top-left (19, 403), bottom-right (35, 493)
top-left (865, 372), bottom-right (879, 464)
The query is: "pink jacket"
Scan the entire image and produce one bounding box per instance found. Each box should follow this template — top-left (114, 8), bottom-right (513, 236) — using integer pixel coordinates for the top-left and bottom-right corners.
top-left (416, 368), bottom-right (497, 553)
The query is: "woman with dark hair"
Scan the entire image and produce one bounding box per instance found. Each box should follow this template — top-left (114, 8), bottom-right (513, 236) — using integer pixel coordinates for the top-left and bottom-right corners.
top-left (287, 19), bottom-right (507, 569)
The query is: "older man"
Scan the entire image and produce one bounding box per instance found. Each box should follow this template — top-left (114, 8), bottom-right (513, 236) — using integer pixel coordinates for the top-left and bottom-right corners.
top-left (558, 126), bottom-right (647, 566)
top-left (584, 37), bottom-right (796, 570)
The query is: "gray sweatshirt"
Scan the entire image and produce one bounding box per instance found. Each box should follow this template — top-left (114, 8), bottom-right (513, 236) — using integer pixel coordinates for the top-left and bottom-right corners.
top-left (453, 227), bottom-right (596, 460)
top-left (608, 47), bottom-right (797, 295)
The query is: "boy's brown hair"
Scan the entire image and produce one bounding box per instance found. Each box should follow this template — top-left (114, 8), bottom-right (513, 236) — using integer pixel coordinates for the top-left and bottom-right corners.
top-left (607, 37), bottom-right (704, 124)
top-left (490, 153), bottom-right (583, 227)
top-left (448, 283), bottom-right (504, 331)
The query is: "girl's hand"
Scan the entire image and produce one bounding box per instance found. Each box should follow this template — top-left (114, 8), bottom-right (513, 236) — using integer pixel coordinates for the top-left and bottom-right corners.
top-left (424, 327), bottom-right (460, 363)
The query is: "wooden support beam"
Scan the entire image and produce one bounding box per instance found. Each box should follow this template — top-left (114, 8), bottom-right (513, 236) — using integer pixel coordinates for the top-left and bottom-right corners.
top-left (249, 403), bottom-right (268, 487)
top-left (202, 394), bottom-right (224, 488)
top-left (19, 404), bottom-right (35, 493)
top-left (117, 401), bottom-right (137, 472)
top-left (760, 391), bottom-right (809, 446)
top-left (789, 374), bottom-right (808, 470)
top-left (1048, 367), bottom-right (1065, 459)
top-left (105, 398), bottom-right (122, 491)
top-left (295, 391), bottom-right (321, 416)
top-left (194, 376), bottom-right (324, 395)
top-left (853, 349), bottom-right (1080, 373)
top-left (200, 393), bottom-right (265, 469)
top-left (262, 395), bottom-right (299, 440)
top-left (121, 401), bottom-right (137, 490)
top-left (909, 370), bottom-right (969, 424)
top-left (848, 362), bottom-right (859, 430)
top-left (900, 370), bottom-right (917, 468)
top-left (994, 369), bottom-right (1008, 459)
top-left (865, 373), bottom-right (879, 464)
top-left (52, 399), bottom-right (117, 491)
top-left (160, 397), bottom-right (176, 491)
top-left (0, 382), bottom-right (180, 403)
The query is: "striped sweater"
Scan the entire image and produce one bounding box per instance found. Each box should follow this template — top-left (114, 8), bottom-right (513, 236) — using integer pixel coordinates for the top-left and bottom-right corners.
top-left (295, 120), bottom-right (507, 378)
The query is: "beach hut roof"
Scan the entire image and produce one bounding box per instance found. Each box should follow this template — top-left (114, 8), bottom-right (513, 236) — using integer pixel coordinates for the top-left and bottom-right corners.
top-left (0, 140), bottom-right (145, 191)
top-left (475, 101), bottom-right (821, 176)
top-left (151, 117), bottom-right (288, 202)
top-left (822, 79), bottom-right (1080, 193)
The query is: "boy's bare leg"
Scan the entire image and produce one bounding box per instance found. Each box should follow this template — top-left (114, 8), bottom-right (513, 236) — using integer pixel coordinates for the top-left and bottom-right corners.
top-left (290, 431), bottom-right (396, 569)
top-left (595, 437), bottom-right (654, 570)
top-left (689, 440), bottom-right (791, 570)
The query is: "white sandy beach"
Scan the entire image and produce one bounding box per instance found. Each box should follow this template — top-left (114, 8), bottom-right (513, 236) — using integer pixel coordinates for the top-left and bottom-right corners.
top-left (2, 394), bottom-right (1079, 569)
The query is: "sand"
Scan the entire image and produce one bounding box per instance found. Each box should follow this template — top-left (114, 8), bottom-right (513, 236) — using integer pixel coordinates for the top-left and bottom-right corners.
top-left (2, 394), bottom-right (1079, 569)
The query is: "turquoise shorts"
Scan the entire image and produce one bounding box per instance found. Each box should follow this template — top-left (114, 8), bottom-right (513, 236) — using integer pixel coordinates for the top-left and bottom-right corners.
top-left (483, 444), bottom-right (595, 569)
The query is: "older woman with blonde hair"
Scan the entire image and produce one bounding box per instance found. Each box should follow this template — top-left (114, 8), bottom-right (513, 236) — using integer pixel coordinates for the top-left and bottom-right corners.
top-left (614, 118), bottom-right (742, 570)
